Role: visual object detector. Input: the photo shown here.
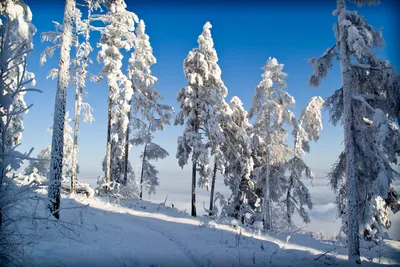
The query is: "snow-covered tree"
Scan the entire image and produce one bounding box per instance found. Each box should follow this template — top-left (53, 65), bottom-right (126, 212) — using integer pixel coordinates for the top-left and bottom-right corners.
top-left (47, 0), bottom-right (76, 219)
top-left (25, 112), bottom-right (77, 182)
top-left (217, 96), bottom-right (255, 220)
top-left (0, 0), bottom-right (37, 161)
top-left (129, 123), bottom-right (169, 198)
top-left (284, 96), bottom-right (324, 229)
top-left (0, 0), bottom-right (38, 261)
top-left (24, 146), bottom-right (51, 178)
top-left (309, 0), bottom-right (399, 262)
top-left (96, 0), bottom-right (137, 186)
top-left (126, 19), bottom-right (173, 192)
top-left (248, 57), bottom-right (295, 230)
top-left (40, 0), bottom-right (101, 194)
top-left (175, 22), bottom-right (228, 216)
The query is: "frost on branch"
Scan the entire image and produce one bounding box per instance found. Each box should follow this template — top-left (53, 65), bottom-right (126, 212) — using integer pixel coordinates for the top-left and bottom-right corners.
top-left (175, 22), bottom-right (229, 216)
top-left (25, 112), bottom-right (77, 182)
top-left (308, 46), bottom-right (337, 87)
top-left (97, 0), bottom-right (137, 185)
top-left (0, 0), bottom-right (40, 263)
top-left (248, 57), bottom-right (295, 230)
top-left (284, 96), bottom-right (324, 229)
top-left (313, 0), bottom-right (400, 243)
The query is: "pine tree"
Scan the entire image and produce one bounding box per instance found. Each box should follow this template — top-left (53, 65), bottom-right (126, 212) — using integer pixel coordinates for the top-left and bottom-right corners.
top-left (126, 19), bottom-right (173, 192)
top-left (284, 96), bottom-right (324, 229)
top-left (97, 0), bottom-right (137, 187)
top-left (218, 96), bottom-right (254, 221)
top-left (248, 57), bottom-right (295, 230)
top-left (309, 0), bottom-right (399, 262)
top-left (48, 0), bottom-right (76, 219)
top-left (175, 22), bottom-right (228, 216)
top-left (138, 132), bottom-right (169, 198)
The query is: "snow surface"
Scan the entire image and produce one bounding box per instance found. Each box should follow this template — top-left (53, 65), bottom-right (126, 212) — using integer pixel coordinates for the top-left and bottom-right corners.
top-left (21, 184), bottom-right (400, 267)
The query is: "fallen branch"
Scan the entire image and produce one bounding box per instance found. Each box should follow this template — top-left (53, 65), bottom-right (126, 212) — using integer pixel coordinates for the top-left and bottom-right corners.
top-left (314, 247), bottom-right (337, 261)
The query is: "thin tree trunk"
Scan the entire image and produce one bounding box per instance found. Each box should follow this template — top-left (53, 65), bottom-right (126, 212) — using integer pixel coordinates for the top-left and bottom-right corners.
top-left (139, 143), bottom-right (147, 199)
top-left (209, 160), bottom-right (217, 216)
top-left (70, 34), bottom-right (80, 194)
top-left (191, 158), bottom-right (197, 217)
top-left (71, 1), bottom-right (92, 194)
top-left (48, 0), bottom-right (75, 219)
top-left (104, 87), bottom-right (112, 190)
top-left (240, 190), bottom-right (246, 224)
top-left (264, 150), bottom-right (271, 230)
top-left (337, 0), bottom-right (360, 263)
top-left (123, 98), bottom-right (132, 185)
top-left (191, 105), bottom-right (200, 217)
top-left (286, 175), bottom-right (294, 229)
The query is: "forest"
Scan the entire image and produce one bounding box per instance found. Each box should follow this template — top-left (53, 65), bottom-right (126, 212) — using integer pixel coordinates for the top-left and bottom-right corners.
top-left (0, 0), bottom-right (399, 266)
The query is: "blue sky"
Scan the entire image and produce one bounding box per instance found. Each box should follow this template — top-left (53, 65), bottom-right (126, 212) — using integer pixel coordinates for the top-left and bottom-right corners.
top-left (21, 0), bottom-right (398, 181)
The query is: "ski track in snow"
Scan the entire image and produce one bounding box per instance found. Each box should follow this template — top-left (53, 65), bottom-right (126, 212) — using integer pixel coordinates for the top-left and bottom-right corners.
top-left (121, 215), bottom-right (203, 267)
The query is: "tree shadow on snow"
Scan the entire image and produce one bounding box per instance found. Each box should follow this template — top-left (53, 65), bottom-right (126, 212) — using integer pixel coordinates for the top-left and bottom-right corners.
top-left (27, 195), bottom-right (399, 267)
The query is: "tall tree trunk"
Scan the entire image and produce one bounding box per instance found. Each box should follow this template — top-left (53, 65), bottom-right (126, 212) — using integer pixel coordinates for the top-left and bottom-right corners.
top-left (240, 190), bottom-right (246, 224)
top-left (264, 150), bottom-right (271, 230)
top-left (71, 1), bottom-right (92, 194)
top-left (337, 0), bottom-right (360, 263)
top-left (191, 158), bottom-right (197, 217)
top-left (48, 0), bottom-right (75, 219)
top-left (123, 98), bottom-right (132, 185)
top-left (191, 106), bottom-right (200, 217)
top-left (70, 34), bottom-right (80, 194)
top-left (71, 78), bottom-right (80, 194)
top-left (209, 160), bottom-right (217, 216)
top-left (104, 87), bottom-right (112, 190)
top-left (139, 143), bottom-right (147, 199)
top-left (286, 174), bottom-right (294, 229)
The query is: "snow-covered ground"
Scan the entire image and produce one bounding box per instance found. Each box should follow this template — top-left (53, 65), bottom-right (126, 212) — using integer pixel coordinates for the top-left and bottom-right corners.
top-left (17, 183), bottom-right (400, 267)
top-left (79, 174), bottom-right (400, 241)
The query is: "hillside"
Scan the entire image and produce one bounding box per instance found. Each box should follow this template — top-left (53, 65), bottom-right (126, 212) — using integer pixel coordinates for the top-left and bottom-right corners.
top-left (15, 184), bottom-right (400, 267)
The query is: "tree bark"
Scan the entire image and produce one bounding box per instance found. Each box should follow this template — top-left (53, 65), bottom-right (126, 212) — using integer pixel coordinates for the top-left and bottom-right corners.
top-left (337, 0), bottom-right (360, 263)
top-left (139, 143), bottom-right (147, 199)
top-left (123, 98), bottom-right (132, 185)
top-left (70, 33), bottom-right (80, 194)
top-left (104, 87), bottom-right (112, 190)
top-left (240, 190), bottom-right (246, 224)
top-left (286, 174), bottom-right (294, 229)
top-left (191, 158), bottom-right (197, 217)
top-left (191, 104), bottom-right (200, 217)
top-left (264, 150), bottom-right (271, 230)
top-left (48, 0), bottom-right (75, 219)
top-left (209, 159), bottom-right (217, 216)
top-left (71, 0), bottom-right (92, 194)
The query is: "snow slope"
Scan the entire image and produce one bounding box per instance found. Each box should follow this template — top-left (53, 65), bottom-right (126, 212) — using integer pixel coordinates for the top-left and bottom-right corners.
top-left (21, 185), bottom-right (400, 267)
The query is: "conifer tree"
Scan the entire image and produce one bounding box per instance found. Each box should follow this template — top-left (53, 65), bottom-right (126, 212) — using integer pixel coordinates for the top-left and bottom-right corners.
top-left (175, 22), bottom-right (228, 216)
top-left (309, 0), bottom-right (399, 261)
top-left (248, 57), bottom-right (295, 230)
